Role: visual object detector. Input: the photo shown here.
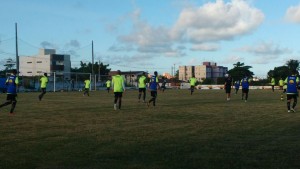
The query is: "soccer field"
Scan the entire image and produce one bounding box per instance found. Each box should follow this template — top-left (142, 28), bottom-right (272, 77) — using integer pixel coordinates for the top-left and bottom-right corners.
top-left (0, 89), bottom-right (300, 169)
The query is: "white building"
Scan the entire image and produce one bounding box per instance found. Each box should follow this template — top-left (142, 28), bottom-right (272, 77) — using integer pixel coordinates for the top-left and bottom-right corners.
top-left (179, 62), bottom-right (227, 82)
top-left (19, 49), bottom-right (71, 78)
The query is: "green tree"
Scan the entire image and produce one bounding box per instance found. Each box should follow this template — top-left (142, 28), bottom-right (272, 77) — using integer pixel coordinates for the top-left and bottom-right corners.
top-left (267, 66), bottom-right (290, 82)
top-left (71, 61), bottom-right (111, 81)
top-left (286, 59), bottom-right (300, 72)
top-left (227, 62), bottom-right (254, 81)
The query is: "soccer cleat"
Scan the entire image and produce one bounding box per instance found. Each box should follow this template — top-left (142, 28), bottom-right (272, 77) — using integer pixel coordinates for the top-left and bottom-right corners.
top-left (114, 104), bottom-right (117, 110)
top-left (288, 110), bottom-right (291, 113)
top-left (291, 108), bottom-right (296, 113)
top-left (245, 100), bottom-right (247, 102)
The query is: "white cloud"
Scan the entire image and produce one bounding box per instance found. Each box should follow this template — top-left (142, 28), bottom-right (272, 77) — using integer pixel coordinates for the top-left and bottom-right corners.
top-left (190, 43), bottom-right (220, 51)
top-left (170, 0), bottom-right (264, 43)
top-left (285, 4), bottom-right (300, 23)
top-left (221, 55), bottom-right (244, 64)
top-left (238, 41), bottom-right (292, 56)
top-left (111, 0), bottom-right (264, 61)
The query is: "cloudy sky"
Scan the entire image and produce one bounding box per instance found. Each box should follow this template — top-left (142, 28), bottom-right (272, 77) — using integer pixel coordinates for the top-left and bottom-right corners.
top-left (1, 0), bottom-right (300, 77)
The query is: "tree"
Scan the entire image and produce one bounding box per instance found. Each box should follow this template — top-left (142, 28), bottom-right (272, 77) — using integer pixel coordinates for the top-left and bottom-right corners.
top-left (267, 66), bottom-right (290, 80)
top-left (71, 61), bottom-right (111, 81)
top-left (227, 62), bottom-right (254, 81)
top-left (286, 59), bottom-right (300, 72)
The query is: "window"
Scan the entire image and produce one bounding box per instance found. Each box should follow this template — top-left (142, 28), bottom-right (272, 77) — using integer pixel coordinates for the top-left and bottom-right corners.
top-left (27, 71), bottom-right (32, 73)
top-left (37, 71), bottom-right (42, 73)
top-left (27, 62), bottom-right (32, 64)
top-left (37, 61), bottom-right (42, 63)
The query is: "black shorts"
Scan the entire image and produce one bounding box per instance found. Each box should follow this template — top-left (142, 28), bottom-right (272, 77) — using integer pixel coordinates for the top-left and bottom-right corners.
top-left (107, 87), bottom-right (110, 90)
top-left (150, 91), bottom-right (157, 98)
top-left (139, 88), bottom-right (146, 93)
top-left (7, 94), bottom-right (17, 101)
top-left (114, 92), bottom-right (123, 97)
top-left (287, 94), bottom-right (297, 100)
top-left (225, 86), bottom-right (231, 93)
top-left (41, 88), bottom-right (46, 93)
top-left (242, 88), bottom-right (249, 93)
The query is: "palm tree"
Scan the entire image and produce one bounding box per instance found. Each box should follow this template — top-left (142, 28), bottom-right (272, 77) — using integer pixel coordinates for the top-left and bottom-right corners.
top-left (286, 59), bottom-right (300, 71)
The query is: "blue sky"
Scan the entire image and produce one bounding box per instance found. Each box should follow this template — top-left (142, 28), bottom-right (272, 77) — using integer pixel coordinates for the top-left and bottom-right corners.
top-left (1, 0), bottom-right (300, 78)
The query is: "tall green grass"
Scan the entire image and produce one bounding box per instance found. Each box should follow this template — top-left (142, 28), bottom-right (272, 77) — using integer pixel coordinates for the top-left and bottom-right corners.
top-left (0, 89), bottom-right (299, 169)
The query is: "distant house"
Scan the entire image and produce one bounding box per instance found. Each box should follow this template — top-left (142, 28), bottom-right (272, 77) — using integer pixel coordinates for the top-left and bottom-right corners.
top-left (109, 71), bottom-right (148, 87)
top-left (19, 49), bottom-right (71, 79)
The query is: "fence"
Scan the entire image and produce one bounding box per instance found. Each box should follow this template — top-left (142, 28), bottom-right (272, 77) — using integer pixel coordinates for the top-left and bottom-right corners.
top-left (19, 72), bottom-right (112, 92)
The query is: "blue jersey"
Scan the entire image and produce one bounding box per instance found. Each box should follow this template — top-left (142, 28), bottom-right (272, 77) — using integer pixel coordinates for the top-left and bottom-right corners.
top-left (234, 81), bottom-right (240, 89)
top-left (286, 76), bottom-right (298, 94)
top-left (149, 75), bottom-right (158, 91)
top-left (6, 75), bottom-right (19, 94)
top-left (241, 77), bottom-right (249, 89)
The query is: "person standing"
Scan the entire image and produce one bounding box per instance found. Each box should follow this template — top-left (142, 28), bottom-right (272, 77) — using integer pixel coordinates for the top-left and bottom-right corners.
top-left (161, 77), bottom-right (167, 92)
top-left (279, 77), bottom-right (285, 101)
top-left (138, 72), bottom-right (147, 103)
top-left (105, 79), bottom-right (111, 93)
top-left (38, 73), bottom-right (48, 101)
top-left (224, 74), bottom-right (232, 101)
top-left (271, 77), bottom-right (275, 92)
top-left (112, 70), bottom-right (125, 110)
top-left (0, 69), bottom-right (19, 114)
top-left (241, 75), bottom-right (251, 102)
top-left (234, 80), bottom-right (240, 95)
top-left (285, 70), bottom-right (299, 112)
top-left (83, 78), bottom-right (91, 96)
top-left (189, 75), bottom-right (197, 95)
top-left (147, 71), bottom-right (160, 107)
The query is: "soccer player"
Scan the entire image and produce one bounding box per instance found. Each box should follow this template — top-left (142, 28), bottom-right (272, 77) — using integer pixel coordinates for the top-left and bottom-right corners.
top-left (112, 70), bottom-right (125, 110)
top-left (105, 79), bottom-right (111, 93)
top-left (147, 71), bottom-right (160, 107)
top-left (271, 77), bottom-right (275, 92)
top-left (189, 75), bottom-right (197, 95)
top-left (161, 77), bottom-right (167, 92)
top-left (279, 77), bottom-right (285, 101)
top-left (38, 73), bottom-right (48, 101)
top-left (83, 78), bottom-right (91, 96)
top-left (285, 70), bottom-right (299, 113)
top-left (138, 72), bottom-right (147, 103)
top-left (234, 80), bottom-right (240, 94)
top-left (241, 75), bottom-right (251, 102)
top-left (224, 74), bottom-right (232, 101)
top-left (0, 69), bottom-right (18, 114)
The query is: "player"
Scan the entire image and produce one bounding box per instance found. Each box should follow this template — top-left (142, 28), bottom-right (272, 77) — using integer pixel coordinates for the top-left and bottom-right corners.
top-left (234, 80), bottom-right (240, 95)
top-left (83, 78), bottom-right (91, 96)
top-left (38, 73), bottom-right (48, 101)
top-left (147, 71), bottom-right (160, 107)
top-left (279, 77), bottom-right (284, 101)
top-left (0, 69), bottom-right (19, 114)
top-left (241, 75), bottom-right (251, 102)
top-left (224, 74), bottom-right (232, 101)
top-left (271, 77), bottom-right (275, 92)
top-left (138, 72), bottom-right (147, 103)
top-left (189, 75), bottom-right (197, 95)
top-left (285, 70), bottom-right (299, 112)
top-left (105, 79), bottom-right (111, 93)
top-left (161, 77), bottom-right (167, 92)
top-left (112, 70), bottom-right (125, 110)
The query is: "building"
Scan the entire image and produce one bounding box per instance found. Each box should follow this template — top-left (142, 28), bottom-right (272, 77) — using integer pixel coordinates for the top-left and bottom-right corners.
top-left (162, 72), bottom-right (173, 79)
top-left (19, 49), bottom-right (71, 78)
top-left (179, 62), bottom-right (228, 82)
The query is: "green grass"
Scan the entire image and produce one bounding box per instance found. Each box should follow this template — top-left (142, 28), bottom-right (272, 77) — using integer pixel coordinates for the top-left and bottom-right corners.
top-left (1, 89), bottom-right (300, 169)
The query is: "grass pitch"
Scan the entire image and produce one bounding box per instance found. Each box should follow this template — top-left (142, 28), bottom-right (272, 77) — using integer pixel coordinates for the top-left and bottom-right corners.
top-left (0, 89), bottom-right (300, 169)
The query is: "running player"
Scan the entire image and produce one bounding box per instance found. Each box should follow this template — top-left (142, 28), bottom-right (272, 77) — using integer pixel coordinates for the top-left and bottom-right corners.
top-left (279, 77), bottom-right (284, 101)
top-left (234, 80), bottom-right (240, 95)
top-left (241, 75), bottom-right (251, 102)
top-left (224, 74), bottom-right (232, 101)
top-left (189, 75), bottom-right (197, 95)
top-left (0, 69), bottom-right (19, 114)
top-left (271, 77), bottom-right (275, 92)
top-left (161, 77), bottom-right (167, 92)
top-left (105, 79), bottom-right (111, 93)
top-left (147, 71), bottom-right (160, 107)
top-left (285, 70), bottom-right (299, 112)
top-left (112, 70), bottom-right (125, 110)
top-left (83, 78), bottom-right (91, 96)
top-left (38, 73), bottom-right (48, 101)
top-left (138, 72), bottom-right (147, 103)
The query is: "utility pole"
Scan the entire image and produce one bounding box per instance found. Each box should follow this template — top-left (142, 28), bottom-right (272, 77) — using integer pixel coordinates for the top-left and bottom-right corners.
top-left (91, 40), bottom-right (95, 90)
top-left (98, 59), bottom-right (101, 82)
top-left (15, 23), bottom-right (19, 74)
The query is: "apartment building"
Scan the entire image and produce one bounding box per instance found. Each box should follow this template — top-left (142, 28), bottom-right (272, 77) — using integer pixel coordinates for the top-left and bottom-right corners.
top-left (179, 62), bottom-right (227, 82)
top-left (19, 49), bottom-right (71, 78)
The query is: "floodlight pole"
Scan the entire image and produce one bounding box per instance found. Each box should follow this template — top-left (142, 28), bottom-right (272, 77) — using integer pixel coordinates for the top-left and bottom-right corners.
top-left (15, 23), bottom-right (19, 74)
